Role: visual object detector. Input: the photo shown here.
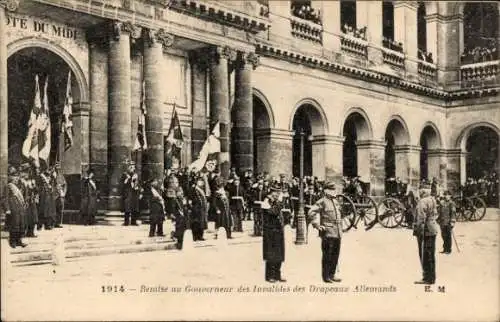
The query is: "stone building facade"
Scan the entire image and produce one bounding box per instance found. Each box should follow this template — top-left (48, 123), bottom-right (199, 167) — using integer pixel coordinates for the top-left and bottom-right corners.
top-left (0, 0), bottom-right (498, 211)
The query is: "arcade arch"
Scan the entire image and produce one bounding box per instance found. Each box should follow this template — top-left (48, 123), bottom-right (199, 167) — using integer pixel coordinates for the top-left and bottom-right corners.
top-left (384, 117), bottom-right (412, 189)
top-left (342, 110), bottom-right (372, 178)
top-left (419, 124), bottom-right (442, 181)
top-left (252, 91), bottom-right (274, 174)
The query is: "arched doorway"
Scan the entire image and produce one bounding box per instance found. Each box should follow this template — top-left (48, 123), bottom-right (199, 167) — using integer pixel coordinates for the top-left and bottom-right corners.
top-left (291, 103), bottom-right (326, 178)
top-left (7, 47), bottom-right (80, 167)
top-left (253, 93), bottom-right (272, 174)
top-left (342, 111), bottom-right (371, 178)
top-left (419, 125), bottom-right (441, 181)
top-left (384, 118), bottom-right (411, 189)
top-left (465, 126), bottom-right (498, 180)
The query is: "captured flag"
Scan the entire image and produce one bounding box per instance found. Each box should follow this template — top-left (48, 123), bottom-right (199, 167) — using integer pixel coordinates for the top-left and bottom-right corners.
top-left (22, 75), bottom-right (41, 166)
top-left (38, 76), bottom-right (51, 165)
top-left (188, 122), bottom-right (221, 172)
top-left (62, 71), bottom-right (74, 151)
top-left (133, 81), bottom-right (148, 151)
top-left (165, 104), bottom-right (184, 169)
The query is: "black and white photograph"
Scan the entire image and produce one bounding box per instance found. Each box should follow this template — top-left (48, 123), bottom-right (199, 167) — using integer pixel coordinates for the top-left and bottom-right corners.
top-left (0, 0), bottom-right (498, 321)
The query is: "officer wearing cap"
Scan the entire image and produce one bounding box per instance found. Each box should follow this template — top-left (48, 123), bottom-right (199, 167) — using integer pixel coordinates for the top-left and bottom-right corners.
top-left (307, 181), bottom-right (343, 283)
top-left (53, 162), bottom-right (67, 228)
top-left (122, 160), bottom-right (140, 226)
top-left (437, 190), bottom-right (456, 254)
top-left (5, 166), bottom-right (28, 248)
top-left (261, 183), bottom-right (286, 283)
top-left (413, 183), bottom-right (439, 285)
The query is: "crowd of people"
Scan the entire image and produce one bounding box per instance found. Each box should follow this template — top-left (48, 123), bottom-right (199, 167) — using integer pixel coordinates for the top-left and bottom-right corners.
top-left (3, 163), bottom-right (68, 248)
top-left (291, 2), bottom-right (322, 25)
top-left (461, 172), bottom-right (499, 207)
top-left (382, 37), bottom-right (404, 53)
top-left (417, 49), bottom-right (434, 63)
top-left (341, 24), bottom-right (367, 41)
top-left (461, 41), bottom-right (498, 64)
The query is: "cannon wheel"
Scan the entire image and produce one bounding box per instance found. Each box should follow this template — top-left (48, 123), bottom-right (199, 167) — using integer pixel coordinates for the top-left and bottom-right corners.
top-left (377, 197), bottom-right (404, 228)
top-left (452, 196), bottom-right (470, 222)
top-left (468, 196), bottom-right (487, 221)
top-left (356, 195), bottom-right (379, 228)
top-left (336, 194), bottom-right (356, 232)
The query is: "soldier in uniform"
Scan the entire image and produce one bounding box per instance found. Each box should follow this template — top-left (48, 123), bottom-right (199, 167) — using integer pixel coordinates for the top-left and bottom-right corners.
top-left (437, 191), bottom-right (456, 254)
top-left (38, 168), bottom-right (56, 230)
top-left (5, 166), bottom-right (28, 248)
top-left (122, 161), bottom-right (140, 226)
top-left (307, 181), bottom-right (343, 283)
top-left (261, 184), bottom-right (286, 283)
top-left (278, 174), bottom-right (292, 225)
top-left (290, 178), bottom-right (300, 228)
top-left (252, 179), bottom-right (267, 236)
top-left (213, 178), bottom-right (232, 239)
top-left (413, 183), bottom-right (439, 285)
top-left (20, 164), bottom-right (38, 237)
top-left (189, 176), bottom-right (208, 241)
top-left (173, 188), bottom-right (190, 249)
top-left (304, 184), bottom-right (319, 231)
top-left (149, 179), bottom-right (166, 237)
top-left (81, 168), bottom-right (99, 225)
top-left (228, 176), bottom-right (245, 232)
top-left (53, 163), bottom-right (67, 228)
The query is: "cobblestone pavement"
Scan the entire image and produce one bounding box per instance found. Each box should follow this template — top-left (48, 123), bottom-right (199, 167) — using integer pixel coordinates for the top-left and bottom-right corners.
top-left (2, 209), bottom-right (499, 321)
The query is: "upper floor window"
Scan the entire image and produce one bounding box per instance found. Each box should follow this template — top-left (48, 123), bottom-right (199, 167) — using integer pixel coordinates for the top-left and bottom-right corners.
top-left (417, 2), bottom-right (433, 63)
top-left (382, 1), bottom-right (403, 53)
top-left (340, 0), bottom-right (366, 40)
top-left (462, 2), bottom-right (499, 64)
top-left (291, 0), bottom-right (322, 25)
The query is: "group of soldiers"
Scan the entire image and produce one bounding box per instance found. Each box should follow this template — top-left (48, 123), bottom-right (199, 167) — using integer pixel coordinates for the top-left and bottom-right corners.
top-left (3, 163), bottom-right (67, 248)
top-left (462, 172), bottom-right (499, 206)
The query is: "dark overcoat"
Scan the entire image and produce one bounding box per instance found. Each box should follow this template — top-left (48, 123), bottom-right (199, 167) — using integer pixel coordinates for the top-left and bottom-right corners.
top-left (122, 173), bottom-right (140, 213)
top-left (81, 178), bottom-right (98, 220)
top-left (38, 174), bottom-right (55, 221)
top-left (172, 197), bottom-right (190, 240)
top-left (190, 186), bottom-right (208, 229)
top-left (21, 179), bottom-right (39, 226)
top-left (214, 190), bottom-right (232, 229)
top-left (7, 182), bottom-right (27, 234)
top-left (149, 189), bottom-right (166, 224)
top-left (262, 198), bottom-right (285, 262)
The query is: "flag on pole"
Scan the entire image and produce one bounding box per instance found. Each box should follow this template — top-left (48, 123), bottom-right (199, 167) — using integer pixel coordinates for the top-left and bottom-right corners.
top-left (188, 122), bottom-right (221, 172)
top-left (22, 75), bottom-right (41, 167)
top-left (62, 71), bottom-right (74, 151)
top-left (165, 103), bottom-right (184, 169)
top-left (38, 76), bottom-right (51, 166)
top-left (133, 81), bottom-right (147, 151)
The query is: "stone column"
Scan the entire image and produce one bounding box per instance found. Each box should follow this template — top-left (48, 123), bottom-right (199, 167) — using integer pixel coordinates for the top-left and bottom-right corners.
top-left (107, 22), bottom-right (137, 211)
top-left (87, 36), bottom-right (109, 201)
top-left (436, 14), bottom-right (461, 87)
top-left (312, 135), bottom-right (344, 184)
top-left (189, 51), bottom-right (208, 159)
top-left (395, 145), bottom-right (421, 190)
top-left (143, 28), bottom-right (173, 182)
top-left (356, 140), bottom-right (386, 197)
top-left (209, 46), bottom-right (236, 179)
top-left (394, 1), bottom-right (419, 76)
top-left (427, 149), bottom-right (447, 187)
top-left (268, 0), bottom-right (291, 41)
top-left (0, 4), bottom-right (8, 203)
top-left (444, 149), bottom-right (466, 194)
top-left (425, 9), bottom-right (439, 62)
top-left (254, 129), bottom-right (293, 178)
top-left (320, 1), bottom-right (341, 54)
top-left (232, 51), bottom-right (259, 173)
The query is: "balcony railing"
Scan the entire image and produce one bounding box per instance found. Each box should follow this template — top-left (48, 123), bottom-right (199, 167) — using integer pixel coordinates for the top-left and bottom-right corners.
top-left (290, 16), bottom-right (322, 45)
top-left (382, 47), bottom-right (405, 69)
top-left (460, 60), bottom-right (500, 87)
top-left (418, 61), bottom-right (437, 79)
top-left (340, 33), bottom-right (368, 58)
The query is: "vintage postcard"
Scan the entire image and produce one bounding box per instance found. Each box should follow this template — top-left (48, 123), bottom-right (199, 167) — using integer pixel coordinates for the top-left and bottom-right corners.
top-left (1, 0), bottom-right (499, 321)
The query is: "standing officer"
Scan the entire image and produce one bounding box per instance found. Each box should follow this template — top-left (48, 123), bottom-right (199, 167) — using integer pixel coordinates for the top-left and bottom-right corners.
top-left (214, 177), bottom-right (232, 239)
top-left (189, 176), bottom-right (208, 241)
top-left (81, 168), bottom-right (99, 225)
top-left (5, 166), bottom-right (27, 248)
top-left (437, 191), bottom-right (456, 254)
top-left (122, 161), bottom-right (140, 226)
top-left (148, 179), bottom-right (166, 237)
top-left (20, 164), bottom-right (38, 237)
top-left (252, 179), bottom-right (266, 236)
top-left (173, 188), bottom-right (190, 249)
top-left (53, 163), bottom-right (67, 228)
top-left (39, 168), bottom-right (56, 230)
top-left (307, 181), bottom-right (343, 283)
top-left (261, 184), bottom-right (286, 283)
top-left (278, 174), bottom-right (292, 225)
top-left (228, 176), bottom-right (245, 232)
top-left (413, 183), bottom-right (439, 285)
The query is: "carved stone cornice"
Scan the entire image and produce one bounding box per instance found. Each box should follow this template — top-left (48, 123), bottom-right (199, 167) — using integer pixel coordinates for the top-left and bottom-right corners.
top-left (216, 46), bottom-right (237, 63)
top-left (0, 0), bottom-right (19, 11)
top-left (242, 52), bottom-right (260, 70)
top-left (110, 21), bottom-right (142, 41)
top-left (145, 28), bottom-right (175, 49)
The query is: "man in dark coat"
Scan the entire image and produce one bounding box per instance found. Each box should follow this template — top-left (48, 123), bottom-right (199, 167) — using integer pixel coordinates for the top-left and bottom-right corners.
top-left (53, 163), bottom-right (67, 228)
top-left (149, 179), bottom-right (166, 237)
top-left (213, 178), bottom-right (232, 239)
top-left (413, 184), bottom-right (439, 285)
top-left (189, 176), bottom-right (208, 241)
top-left (172, 188), bottom-right (190, 249)
top-left (20, 164), bottom-right (38, 237)
top-left (228, 176), bottom-right (245, 232)
top-left (81, 168), bottom-right (99, 225)
top-left (122, 161), bottom-right (140, 226)
top-left (5, 166), bottom-right (27, 248)
top-left (252, 179), bottom-right (266, 236)
top-left (437, 191), bottom-right (456, 254)
top-left (278, 174), bottom-right (292, 225)
top-left (261, 184), bottom-right (286, 283)
top-left (308, 181), bottom-right (343, 283)
top-left (38, 168), bottom-right (56, 230)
